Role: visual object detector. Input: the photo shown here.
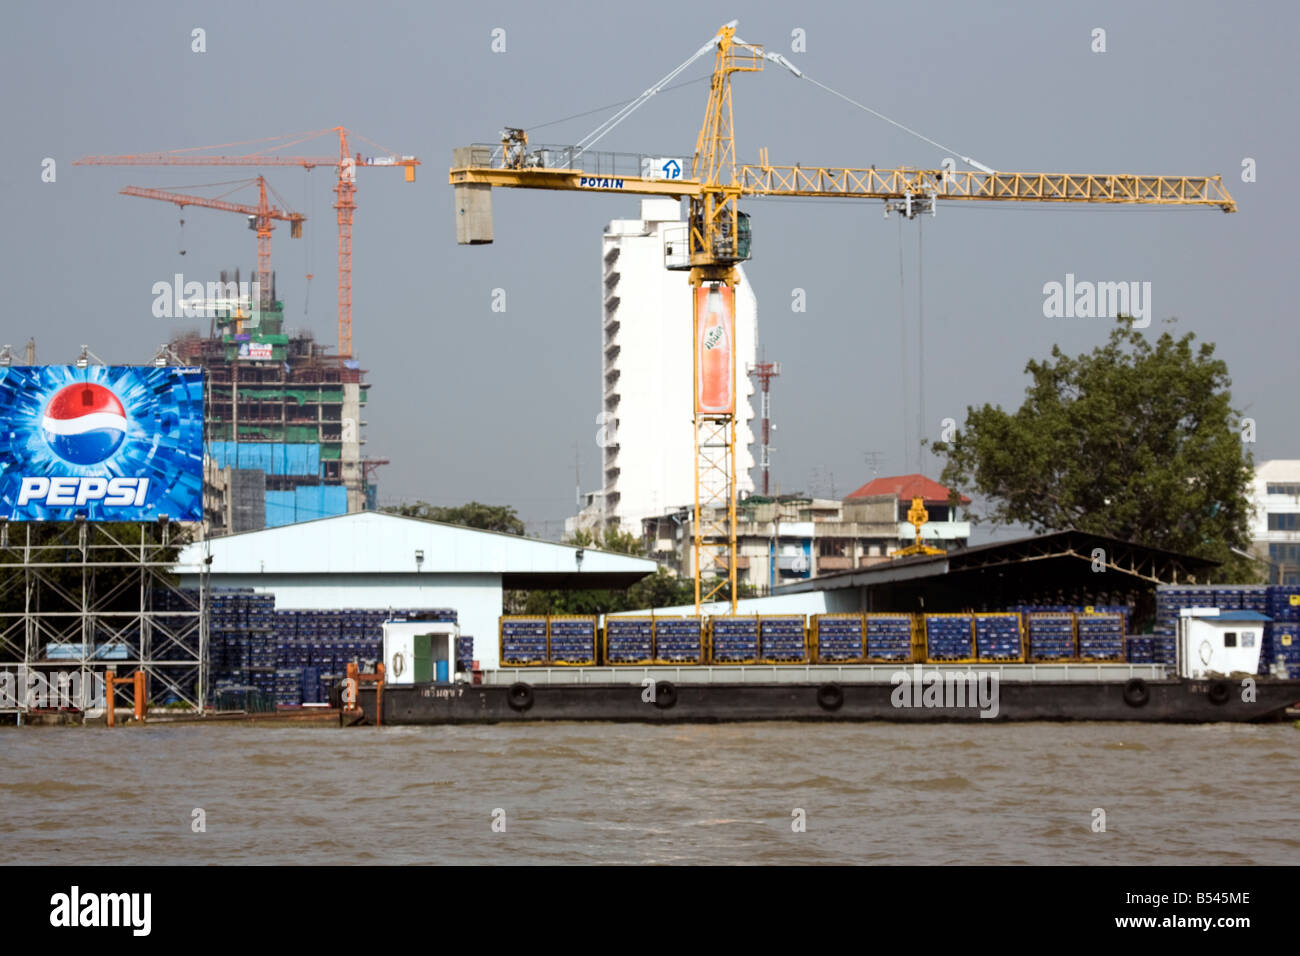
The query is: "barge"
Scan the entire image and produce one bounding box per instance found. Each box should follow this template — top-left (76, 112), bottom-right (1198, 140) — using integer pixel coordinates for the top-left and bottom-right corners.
top-left (345, 664), bottom-right (1300, 725)
top-left (340, 610), bottom-right (1300, 725)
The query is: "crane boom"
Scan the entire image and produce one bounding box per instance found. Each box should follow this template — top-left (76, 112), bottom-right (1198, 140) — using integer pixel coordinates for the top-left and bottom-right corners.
top-left (120, 176), bottom-right (304, 309)
top-left (450, 20), bottom-right (1237, 612)
top-left (450, 159), bottom-right (1235, 212)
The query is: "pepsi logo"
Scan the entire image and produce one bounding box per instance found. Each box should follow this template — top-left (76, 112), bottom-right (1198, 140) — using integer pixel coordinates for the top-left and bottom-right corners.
top-left (42, 383), bottom-right (129, 465)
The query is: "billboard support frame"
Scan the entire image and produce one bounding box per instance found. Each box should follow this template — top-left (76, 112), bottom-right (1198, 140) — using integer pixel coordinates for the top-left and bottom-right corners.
top-left (0, 521), bottom-right (209, 721)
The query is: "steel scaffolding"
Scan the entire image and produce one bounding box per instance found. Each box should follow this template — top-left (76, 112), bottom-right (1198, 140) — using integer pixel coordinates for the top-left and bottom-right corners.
top-left (0, 521), bottom-right (208, 722)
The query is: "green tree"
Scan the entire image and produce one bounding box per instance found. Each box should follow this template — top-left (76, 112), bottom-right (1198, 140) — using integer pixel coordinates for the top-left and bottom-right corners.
top-left (932, 318), bottom-right (1257, 581)
top-left (385, 500), bottom-right (525, 536)
top-left (565, 526), bottom-right (645, 555)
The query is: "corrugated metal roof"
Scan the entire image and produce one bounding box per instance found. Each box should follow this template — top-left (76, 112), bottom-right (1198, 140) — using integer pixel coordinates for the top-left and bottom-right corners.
top-left (177, 511), bottom-right (659, 578)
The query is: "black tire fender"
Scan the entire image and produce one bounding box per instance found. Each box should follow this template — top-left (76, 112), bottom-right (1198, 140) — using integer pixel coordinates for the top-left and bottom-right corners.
top-left (507, 682), bottom-right (534, 712)
top-left (652, 680), bottom-right (678, 709)
top-left (816, 682), bottom-right (844, 711)
top-left (1207, 679), bottom-right (1231, 705)
top-left (1122, 677), bottom-right (1150, 708)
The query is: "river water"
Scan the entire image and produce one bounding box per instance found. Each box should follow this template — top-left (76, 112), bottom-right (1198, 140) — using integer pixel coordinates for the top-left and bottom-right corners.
top-left (2, 722), bottom-right (1297, 865)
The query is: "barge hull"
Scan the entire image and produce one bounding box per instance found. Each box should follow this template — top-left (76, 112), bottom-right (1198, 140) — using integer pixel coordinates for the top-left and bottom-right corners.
top-left (354, 678), bottom-right (1300, 725)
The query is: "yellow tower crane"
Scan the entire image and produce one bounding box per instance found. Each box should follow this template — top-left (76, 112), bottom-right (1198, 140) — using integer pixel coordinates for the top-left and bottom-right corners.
top-left (450, 20), bottom-right (1236, 613)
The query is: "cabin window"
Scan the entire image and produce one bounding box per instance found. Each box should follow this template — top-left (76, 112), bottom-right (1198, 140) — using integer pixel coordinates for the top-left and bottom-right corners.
top-left (1241, 631), bottom-right (1256, 648)
top-left (1223, 632), bottom-right (1237, 648)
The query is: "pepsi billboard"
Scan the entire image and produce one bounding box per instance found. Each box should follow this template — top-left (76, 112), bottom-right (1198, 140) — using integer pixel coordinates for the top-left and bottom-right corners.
top-left (0, 366), bottom-right (203, 521)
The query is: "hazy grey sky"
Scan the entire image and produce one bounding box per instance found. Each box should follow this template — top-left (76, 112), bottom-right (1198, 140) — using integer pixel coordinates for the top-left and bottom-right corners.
top-left (4, 1), bottom-right (1295, 539)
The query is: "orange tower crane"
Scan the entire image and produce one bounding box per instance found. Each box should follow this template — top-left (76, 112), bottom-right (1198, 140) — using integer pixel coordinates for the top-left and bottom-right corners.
top-left (119, 176), bottom-right (304, 310)
top-left (77, 127), bottom-right (419, 360)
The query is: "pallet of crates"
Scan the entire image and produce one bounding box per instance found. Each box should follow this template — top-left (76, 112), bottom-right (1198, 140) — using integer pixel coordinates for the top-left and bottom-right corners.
top-left (1076, 612), bottom-right (1125, 662)
top-left (759, 615), bottom-right (809, 664)
top-left (1084, 604), bottom-right (1131, 634)
top-left (924, 613), bottom-right (975, 663)
top-left (653, 617), bottom-right (705, 664)
top-left (547, 615), bottom-right (597, 666)
top-left (1026, 612), bottom-right (1076, 661)
top-left (1269, 621), bottom-right (1300, 676)
top-left (864, 613), bottom-right (915, 662)
top-left (499, 616), bottom-right (548, 666)
top-left (605, 616), bottom-right (654, 665)
top-left (974, 612), bottom-right (1024, 662)
top-left (812, 614), bottom-right (866, 663)
top-left (708, 616), bottom-right (760, 664)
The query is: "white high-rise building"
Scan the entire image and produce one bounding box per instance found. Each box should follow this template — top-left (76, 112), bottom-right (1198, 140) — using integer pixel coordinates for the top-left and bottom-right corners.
top-left (576, 199), bottom-right (756, 535)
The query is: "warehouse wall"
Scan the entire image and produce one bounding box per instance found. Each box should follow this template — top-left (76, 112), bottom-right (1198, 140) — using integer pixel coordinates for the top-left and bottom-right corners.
top-left (178, 571), bottom-right (505, 669)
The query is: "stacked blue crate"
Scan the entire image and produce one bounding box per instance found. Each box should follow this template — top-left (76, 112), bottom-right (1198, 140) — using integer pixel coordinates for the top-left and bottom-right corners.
top-left (275, 667), bottom-right (303, 707)
top-left (548, 617), bottom-right (597, 664)
top-left (974, 614), bottom-right (1022, 661)
top-left (759, 616), bottom-right (807, 662)
top-left (865, 614), bottom-right (914, 661)
top-left (1027, 613), bottom-right (1075, 660)
top-left (1240, 586), bottom-right (1269, 613)
top-left (1268, 623), bottom-right (1300, 674)
top-left (654, 617), bottom-right (704, 663)
top-left (500, 617), bottom-right (547, 665)
top-left (924, 614), bottom-right (973, 661)
top-left (710, 617), bottom-right (759, 663)
top-left (1076, 613), bottom-right (1125, 660)
top-left (814, 615), bottom-right (865, 662)
top-left (606, 617), bottom-right (654, 664)
top-left (300, 665), bottom-right (322, 704)
top-left (1126, 636), bottom-right (1155, 663)
top-left (456, 636), bottom-right (475, 671)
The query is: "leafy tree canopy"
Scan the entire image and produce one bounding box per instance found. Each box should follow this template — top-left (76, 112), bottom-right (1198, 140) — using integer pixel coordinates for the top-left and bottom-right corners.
top-left (931, 318), bottom-right (1257, 582)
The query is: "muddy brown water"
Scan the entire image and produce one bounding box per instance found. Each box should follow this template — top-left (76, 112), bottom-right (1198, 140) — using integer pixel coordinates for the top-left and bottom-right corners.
top-left (1, 722), bottom-right (1296, 864)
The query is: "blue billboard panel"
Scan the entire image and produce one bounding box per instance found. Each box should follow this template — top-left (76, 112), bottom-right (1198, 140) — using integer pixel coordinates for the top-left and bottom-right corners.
top-left (0, 366), bottom-right (203, 521)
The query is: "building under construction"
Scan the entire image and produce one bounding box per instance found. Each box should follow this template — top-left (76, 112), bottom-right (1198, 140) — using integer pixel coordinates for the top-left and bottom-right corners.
top-left (171, 270), bottom-right (373, 536)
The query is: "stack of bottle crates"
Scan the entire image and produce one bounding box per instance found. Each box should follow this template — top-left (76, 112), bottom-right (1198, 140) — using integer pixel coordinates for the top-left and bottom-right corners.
top-left (605, 617), bottom-right (654, 664)
top-left (865, 614), bottom-right (914, 661)
top-left (1025, 612), bottom-right (1076, 660)
top-left (1267, 585), bottom-right (1300, 675)
top-left (1076, 612), bottom-right (1125, 661)
top-left (1154, 586), bottom-right (1220, 667)
top-left (1126, 636), bottom-right (1156, 663)
top-left (813, 614), bottom-right (866, 662)
top-left (924, 614), bottom-right (973, 661)
top-left (974, 613), bottom-right (1022, 662)
top-left (759, 616), bottom-right (807, 662)
top-left (653, 617), bottom-right (704, 664)
top-left (456, 636), bottom-right (475, 671)
top-left (500, 616), bottom-right (548, 665)
top-left (547, 616), bottom-right (597, 665)
top-left (710, 617), bottom-right (760, 663)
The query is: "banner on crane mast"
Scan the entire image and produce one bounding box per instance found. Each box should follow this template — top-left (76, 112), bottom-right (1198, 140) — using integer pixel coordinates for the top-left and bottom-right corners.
top-left (695, 285), bottom-right (735, 416)
top-left (0, 366), bottom-right (204, 522)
